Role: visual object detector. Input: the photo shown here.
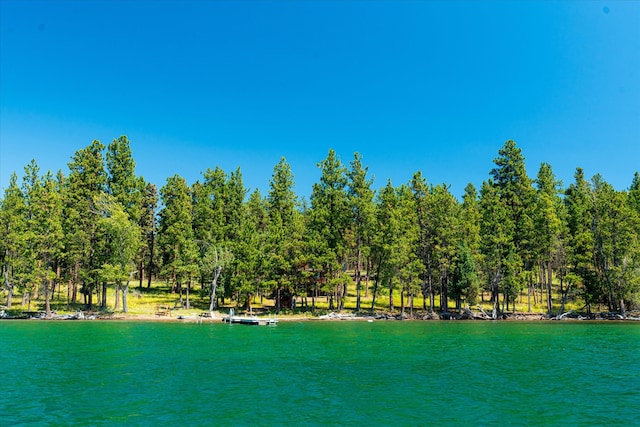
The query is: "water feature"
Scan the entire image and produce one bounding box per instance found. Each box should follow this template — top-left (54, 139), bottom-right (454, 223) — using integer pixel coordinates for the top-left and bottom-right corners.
top-left (1, 321), bottom-right (638, 426)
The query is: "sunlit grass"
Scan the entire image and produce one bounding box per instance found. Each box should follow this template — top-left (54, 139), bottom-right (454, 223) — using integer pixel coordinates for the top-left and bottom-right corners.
top-left (3, 278), bottom-right (586, 318)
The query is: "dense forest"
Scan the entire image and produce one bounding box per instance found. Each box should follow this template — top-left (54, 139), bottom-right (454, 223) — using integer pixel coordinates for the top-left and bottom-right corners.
top-left (1, 137), bottom-right (639, 318)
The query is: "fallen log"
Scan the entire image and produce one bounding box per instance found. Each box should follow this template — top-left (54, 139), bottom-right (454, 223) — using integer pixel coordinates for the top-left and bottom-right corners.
top-left (555, 310), bottom-right (574, 320)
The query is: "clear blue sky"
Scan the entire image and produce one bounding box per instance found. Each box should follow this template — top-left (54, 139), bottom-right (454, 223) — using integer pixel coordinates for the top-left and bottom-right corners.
top-left (1, 0), bottom-right (638, 199)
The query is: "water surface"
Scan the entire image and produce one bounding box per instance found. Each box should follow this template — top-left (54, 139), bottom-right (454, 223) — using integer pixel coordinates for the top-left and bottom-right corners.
top-left (1, 321), bottom-right (639, 426)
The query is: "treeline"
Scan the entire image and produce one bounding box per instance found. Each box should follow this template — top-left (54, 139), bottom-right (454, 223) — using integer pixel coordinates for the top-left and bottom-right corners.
top-left (1, 137), bottom-right (639, 316)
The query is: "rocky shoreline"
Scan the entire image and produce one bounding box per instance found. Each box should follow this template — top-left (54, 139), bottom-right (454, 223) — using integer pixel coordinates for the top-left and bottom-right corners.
top-left (3, 307), bottom-right (639, 322)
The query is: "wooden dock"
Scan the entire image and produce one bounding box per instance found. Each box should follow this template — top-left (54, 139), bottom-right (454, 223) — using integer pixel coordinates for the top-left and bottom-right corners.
top-left (222, 309), bottom-right (278, 326)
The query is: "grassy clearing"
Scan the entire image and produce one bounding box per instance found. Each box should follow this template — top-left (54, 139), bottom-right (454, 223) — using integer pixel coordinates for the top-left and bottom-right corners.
top-left (2, 279), bottom-right (583, 318)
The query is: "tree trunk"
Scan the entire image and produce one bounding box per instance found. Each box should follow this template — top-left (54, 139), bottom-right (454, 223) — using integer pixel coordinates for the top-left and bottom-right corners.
top-left (147, 232), bottom-right (155, 289)
top-left (429, 273), bottom-right (435, 313)
top-left (138, 259), bottom-right (144, 289)
top-left (67, 278), bottom-right (71, 310)
top-left (370, 279), bottom-right (378, 313)
top-left (45, 279), bottom-right (52, 317)
top-left (246, 294), bottom-right (252, 313)
top-left (355, 236), bottom-right (362, 312)
top-left (185, 280), bottom-right (190, 310)
top-left (558, 283), bottom-right (570, 317)
top-left (3, 267), bottom-right (13, 308)
top-left (355, 271), bottom-right (361, 312)
top-left (209, 266), bottom-right (222, 313)
top-left (365, 257), bottom-right (370, 298)
top-left (410, 292), bottom-right (414, 316)
top-left (72, 262), bottom-right (79, 304)
top-left (276, 287), bottom-right (281, 313)
top-left (546, 260), bottom-right (553, 316)
top-left (6, 284), bottom-right (14, 308)
top-left (102, 281), bottom-right (108, 309)
top-left (441, 276), bottom-right (449, 313)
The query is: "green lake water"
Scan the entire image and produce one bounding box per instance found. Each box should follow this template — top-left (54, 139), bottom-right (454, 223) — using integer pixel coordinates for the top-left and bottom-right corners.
top-left (1, 320), bottom-right (639, 426)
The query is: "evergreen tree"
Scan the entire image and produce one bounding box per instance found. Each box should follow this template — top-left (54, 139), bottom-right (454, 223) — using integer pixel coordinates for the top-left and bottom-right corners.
top-left (564, 168), bottom-right (598, 312)
top-left (158, 175), bottom-right (197, 307)
top-left (533, 162), bottom-right (566, 315)
top-left (591, 175), bottom-right (640, 314)
top-left (266, 157), bottom-right (301, 312)
top-left (0, 173), bottom-right (27, 308)
top-left (346, 152), bottom-right (375, 311)
top-left (309, 149), bottom-right (350, 310)
top-left (139, 180), bottom-right (158, 288)
top-left (429, 183), bottom-right (460, 312)
top-left (224, 168), bottom-right (248, 302)
top-left (487, 140), bottom-right (535, 312)
top-left (106, 136), bottom-right (140, 219)
top-left (451, 243), bottom-right (479, 308)
top-left (393, 184), bottom-right (421, 315)
top-left (479, 180), bottom-right (514, 317)
top-left (460, 183), bottom-right (481, 255)
top-left (410, 171), bottom-right (435, 312)
top-left (224, 168), bottom-right (246, 244)
top-left (192, 167), bottom-right (227, 299)
top-left (629, 172), bottom-right (640, 219)
top-left (65, 140), bottom-right (107, 308)
top-left (371, 181), bottom-right (420, 313)
top-left (232, 189), bottom-right (268, 312)
top-left (372, 180), bottom-right (399, 311)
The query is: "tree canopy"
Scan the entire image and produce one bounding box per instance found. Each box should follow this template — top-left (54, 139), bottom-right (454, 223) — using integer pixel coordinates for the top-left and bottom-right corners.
top-left (2, 138), bottom-right (639, 316)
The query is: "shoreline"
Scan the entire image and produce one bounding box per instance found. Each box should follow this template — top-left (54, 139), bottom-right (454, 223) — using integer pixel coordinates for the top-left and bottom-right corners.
top-left (3, 309), bottom-right (639, 323)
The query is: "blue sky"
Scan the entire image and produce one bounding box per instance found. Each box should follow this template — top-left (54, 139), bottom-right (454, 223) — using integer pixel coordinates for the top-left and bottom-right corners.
top-left (1, 0), bottom-right (638, 199)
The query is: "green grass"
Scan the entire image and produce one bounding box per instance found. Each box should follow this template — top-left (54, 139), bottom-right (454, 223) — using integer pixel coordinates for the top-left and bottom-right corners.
top-left (1, 279), bottom-right (585, 318)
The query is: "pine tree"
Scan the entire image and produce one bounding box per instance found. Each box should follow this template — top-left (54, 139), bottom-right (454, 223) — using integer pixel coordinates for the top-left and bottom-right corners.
top-left (266, 157), bottom-right (301, 312)
top-left (533, 162), bottom-right (566, 315)
top-left (347, 152), bottom-right (375, 312)
top-left (451, 243), bottom-right (479, 308)
top-left (0, 173), bottom-right (27, 308)
top-left (192, 167), bottom-right (227, 299)
top-left (479, 180), bottom-right (514, 317)
top-left (138, 180), bottom-right (158, 288)
top-left (232, 189), bottom-right (268, 312)
top-left (373, 180), bottom-right (399, 311)
top-left (429, 183), bottom-right (460, 312)
top-left (410, 171), bottom-right (435, 312)
top-left (591, 175), bottom-right (639, 314)
top-left (309, 149), bottom-right (349, 310)
top-left (65, 140), bottom-right (107, 308)
top-left (486, 140), bottom-right (535, 312)
top-left (158, 174), bottom-right (197, 306)
top-left (106, 136), bottom-right (140, 219)
top-left (564, 168), bottom-right (597, 312)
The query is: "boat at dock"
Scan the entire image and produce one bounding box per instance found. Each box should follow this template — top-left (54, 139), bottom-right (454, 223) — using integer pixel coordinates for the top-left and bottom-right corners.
top-left (222, 309), bottom-right (278, 326)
